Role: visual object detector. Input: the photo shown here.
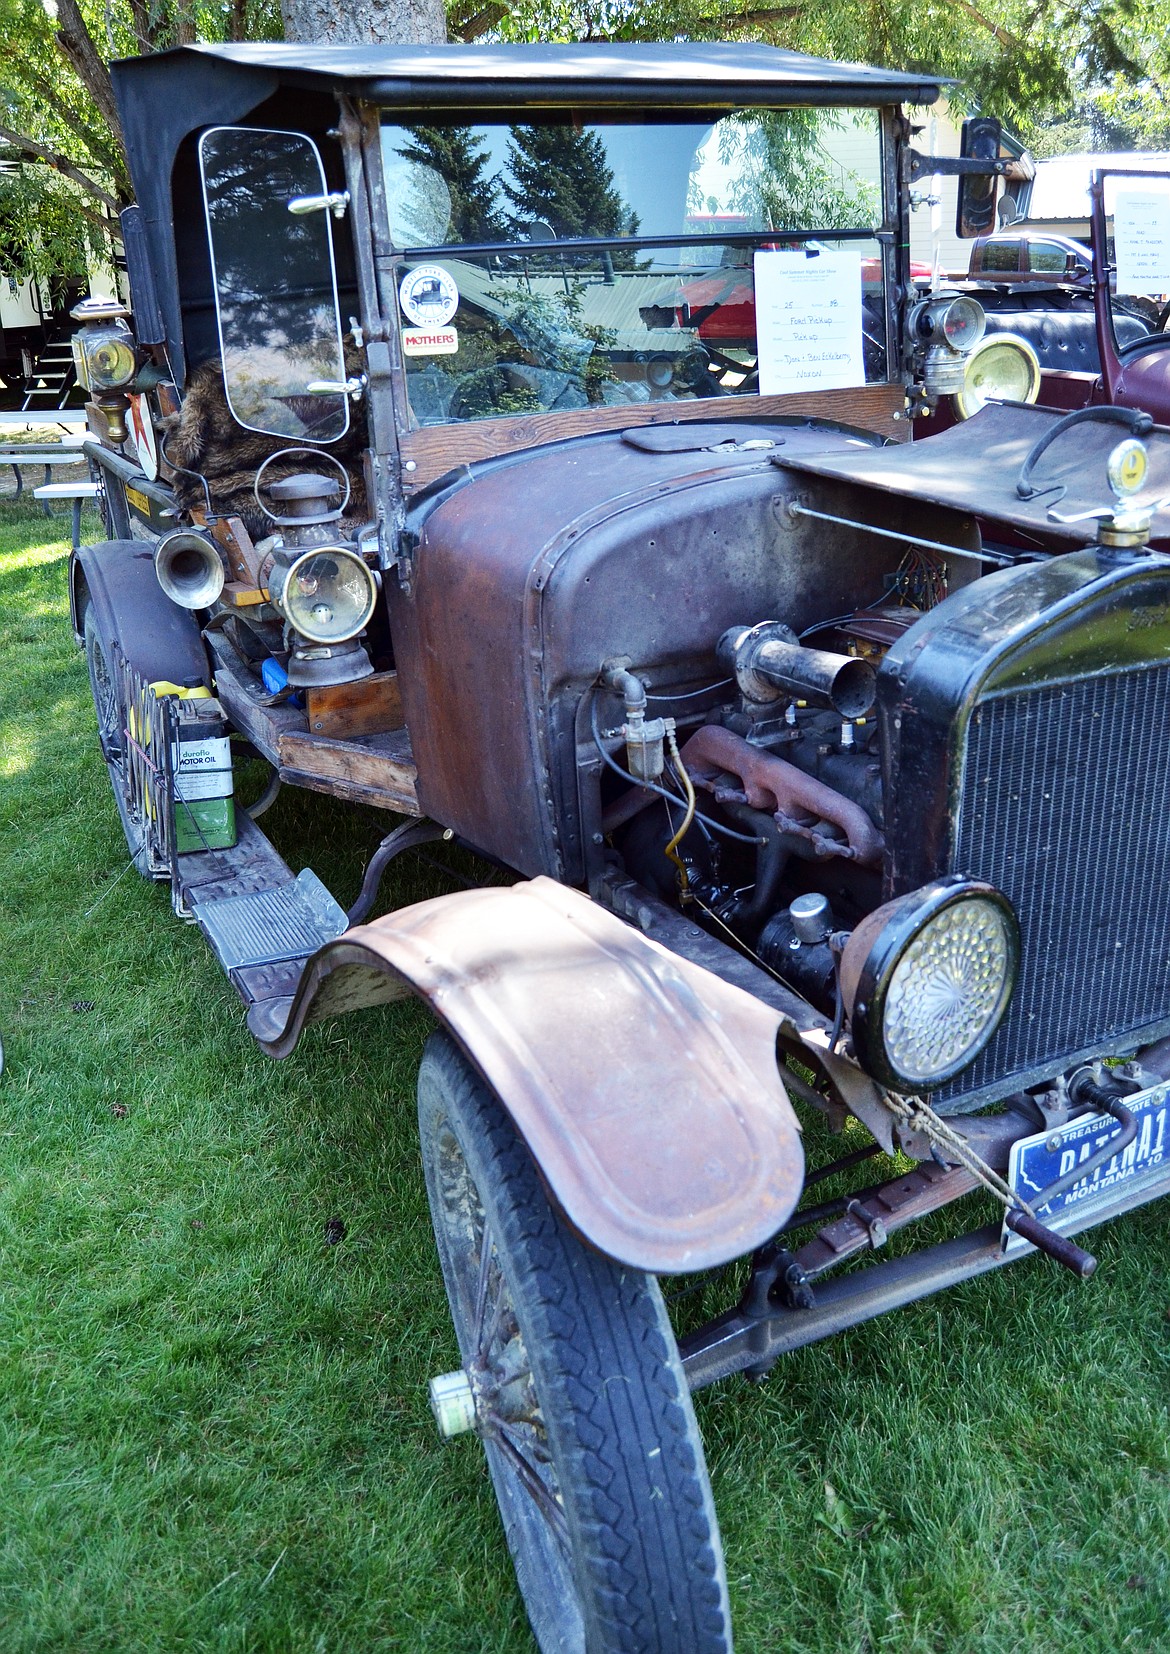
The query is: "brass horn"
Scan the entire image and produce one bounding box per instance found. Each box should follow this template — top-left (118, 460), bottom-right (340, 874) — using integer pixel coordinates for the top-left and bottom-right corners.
top-left (154, 530), bottom-right (226, 610)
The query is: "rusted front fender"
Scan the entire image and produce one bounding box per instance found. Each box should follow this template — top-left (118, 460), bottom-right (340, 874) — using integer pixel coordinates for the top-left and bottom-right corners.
top-left (250, 877), bottom-right (804, 1273)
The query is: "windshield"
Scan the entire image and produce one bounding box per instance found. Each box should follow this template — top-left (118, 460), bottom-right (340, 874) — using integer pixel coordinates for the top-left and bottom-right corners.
top-left (1102, 170), bottom-right (1170, 355)
top-left (379, 108), bottom-right (889, 426)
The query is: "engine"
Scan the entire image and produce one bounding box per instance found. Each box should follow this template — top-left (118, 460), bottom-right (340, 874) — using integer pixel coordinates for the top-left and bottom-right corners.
top-left (394, 412), bottom-right (1170, 1111)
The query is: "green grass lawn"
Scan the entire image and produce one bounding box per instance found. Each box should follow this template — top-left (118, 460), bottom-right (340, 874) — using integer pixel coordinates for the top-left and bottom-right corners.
top-left (1, 495), bottom-right (1168, 1653)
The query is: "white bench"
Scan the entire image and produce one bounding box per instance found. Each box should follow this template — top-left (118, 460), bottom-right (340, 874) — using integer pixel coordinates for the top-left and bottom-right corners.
top-left (33, 479), bottom-right (101, 550)
top-left (0, 444), bottom-right (87, 512)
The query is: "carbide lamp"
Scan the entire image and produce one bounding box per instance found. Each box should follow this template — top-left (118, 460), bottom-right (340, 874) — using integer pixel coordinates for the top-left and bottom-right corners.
top-left (910, 295), bottom-right (987, 399)
top-left (840, 877), bottom-right (1019, 1090)
top-left (269, 545), bottom-right (377, 645)
top-left (257, 472), bottom-right (377, 687)
top-left (70, 296), bottom-right (137, 442)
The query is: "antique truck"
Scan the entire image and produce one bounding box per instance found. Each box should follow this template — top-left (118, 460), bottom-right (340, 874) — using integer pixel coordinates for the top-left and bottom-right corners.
top-left (932, 162), bottom-right (1170, 420)
top-left (71, 41), bottom-right (1170, 1654)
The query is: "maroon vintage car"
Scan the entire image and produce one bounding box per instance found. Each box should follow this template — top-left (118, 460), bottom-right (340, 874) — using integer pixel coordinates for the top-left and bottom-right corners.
top-left (70, 44), bottom-right (1170, 1654)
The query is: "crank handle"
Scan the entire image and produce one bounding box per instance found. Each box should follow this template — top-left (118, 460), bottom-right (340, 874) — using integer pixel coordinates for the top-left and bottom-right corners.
top-left (1003, 1208), bottom-right (1097, 1277)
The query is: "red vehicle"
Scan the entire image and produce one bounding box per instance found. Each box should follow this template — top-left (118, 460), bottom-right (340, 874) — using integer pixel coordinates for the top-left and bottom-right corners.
top-left (679, 252), bottom-right (931, 349)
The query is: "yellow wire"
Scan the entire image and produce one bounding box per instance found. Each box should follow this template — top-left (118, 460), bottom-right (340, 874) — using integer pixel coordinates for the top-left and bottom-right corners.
top-left (663, 723), bottom-right (695, 898)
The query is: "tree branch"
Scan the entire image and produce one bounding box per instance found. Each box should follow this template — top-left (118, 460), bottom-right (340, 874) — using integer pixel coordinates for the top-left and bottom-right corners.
top-left (451, 3), bottom-right (506, 40)
top-left (71, 197), bottom-right (123, 241)
top-left (53, 0), bottom-right (124, 155)
top-left (947, 0), bottom-right (1030, 56)
top-left (0, 51), bottom-right (124, 178)
top-left (0, 124), bottom-right (122, 214)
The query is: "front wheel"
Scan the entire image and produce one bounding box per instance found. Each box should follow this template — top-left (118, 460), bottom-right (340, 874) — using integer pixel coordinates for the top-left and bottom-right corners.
top-left (418, 1031), bottom-right (732, 1654)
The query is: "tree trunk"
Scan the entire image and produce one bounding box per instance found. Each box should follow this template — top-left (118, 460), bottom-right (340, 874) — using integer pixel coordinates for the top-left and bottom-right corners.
top-left (280, 0), bottom-right (447, 44)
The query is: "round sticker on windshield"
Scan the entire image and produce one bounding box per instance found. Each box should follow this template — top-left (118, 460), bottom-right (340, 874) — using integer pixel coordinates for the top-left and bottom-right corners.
top-left (399, 265), bottom-right (459, 328)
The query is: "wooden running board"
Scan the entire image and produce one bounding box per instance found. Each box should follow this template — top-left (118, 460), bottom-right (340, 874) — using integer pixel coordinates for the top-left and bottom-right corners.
top-left (213, 662), bottom-right (421, 815)
top-left (278, 725), bottom-right (419, 813)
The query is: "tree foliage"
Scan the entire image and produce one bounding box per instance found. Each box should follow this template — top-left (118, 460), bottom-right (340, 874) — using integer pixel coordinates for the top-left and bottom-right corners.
top-left (502, 123), bottom-right (637, 239)
top-left (1, 0), bottom-right (1168, 286)
top-left (0, 0), bottom-right (280, 281)
top-left (395, 125), bottom-right (506, 240)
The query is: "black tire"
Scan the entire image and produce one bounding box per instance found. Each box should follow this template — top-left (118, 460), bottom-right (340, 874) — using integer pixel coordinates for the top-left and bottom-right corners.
top-left (83, 600), bottom-right (123, 763)
top-left (417, 1030), bottom-right (733, 1654)
top-left (82, 597), bottom-right (152, 875)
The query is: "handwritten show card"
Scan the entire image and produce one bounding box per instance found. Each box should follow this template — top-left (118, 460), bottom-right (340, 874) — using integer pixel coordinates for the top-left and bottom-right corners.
top-left (1113, 188), bottom-right (1170, 295)
top-left (753, 249), bottom-right (866, 395)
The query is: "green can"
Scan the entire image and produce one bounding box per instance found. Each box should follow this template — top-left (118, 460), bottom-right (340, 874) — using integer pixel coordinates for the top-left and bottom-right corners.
top-left (171, 699), bottom-right (236, 854)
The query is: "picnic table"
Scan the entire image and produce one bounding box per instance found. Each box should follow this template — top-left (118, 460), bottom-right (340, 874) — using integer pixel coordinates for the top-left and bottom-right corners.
top-left (0, 437), bottom-right (88, 514)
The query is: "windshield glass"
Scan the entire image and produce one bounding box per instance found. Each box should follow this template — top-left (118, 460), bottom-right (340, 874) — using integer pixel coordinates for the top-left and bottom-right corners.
top-left (1102, 171), bottom-right (1170, 355)
top-left (379, 109), bottom-right (888, 426)
top-left (199, 127), bottom-right (350, 443)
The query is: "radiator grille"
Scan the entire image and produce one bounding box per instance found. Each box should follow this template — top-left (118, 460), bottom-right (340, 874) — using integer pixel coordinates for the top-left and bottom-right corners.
top-left (944, 662), bottom-right (1170, 1102)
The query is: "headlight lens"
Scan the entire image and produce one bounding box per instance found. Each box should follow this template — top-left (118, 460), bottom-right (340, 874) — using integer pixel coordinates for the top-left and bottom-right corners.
top-left (953, 332), bottom-right (1041, 420)
top-left (841, 878), bottom-right (1019, 1090)
top-left (86, 332), bottom-right (137, 391)
top-left (272, 546), bottom-right (377, 644)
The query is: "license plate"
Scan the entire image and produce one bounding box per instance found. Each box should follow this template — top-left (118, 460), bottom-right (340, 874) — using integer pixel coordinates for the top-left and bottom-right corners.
top-left (1002, 1080), bottom-right (1170, 1255)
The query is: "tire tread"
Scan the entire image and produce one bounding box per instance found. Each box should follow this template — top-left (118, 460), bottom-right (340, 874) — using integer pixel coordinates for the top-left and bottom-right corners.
top-left (418, 1031), bottom-right (732, 1654)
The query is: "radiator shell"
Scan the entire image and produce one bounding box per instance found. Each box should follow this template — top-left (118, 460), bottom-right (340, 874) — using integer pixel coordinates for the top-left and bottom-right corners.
top-left (879, 546), bottom-right (1170, 1108)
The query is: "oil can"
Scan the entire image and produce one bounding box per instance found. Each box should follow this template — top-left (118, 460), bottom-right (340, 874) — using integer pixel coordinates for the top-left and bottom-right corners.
top-left (168, 693), bottom-right (236, 853)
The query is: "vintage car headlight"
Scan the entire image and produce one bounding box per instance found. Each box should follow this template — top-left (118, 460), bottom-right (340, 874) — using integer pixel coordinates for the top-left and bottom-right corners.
top-left (952, 332), bottom-right (1041, 420)
top-left (938, 296), bottom-right (985, 352)
top-left (840, 878), bottom-right (1019, 1091)
top-left (269, 546), bottom-right (377, 643)
top-left (70, 297), bottom-right (137, 392)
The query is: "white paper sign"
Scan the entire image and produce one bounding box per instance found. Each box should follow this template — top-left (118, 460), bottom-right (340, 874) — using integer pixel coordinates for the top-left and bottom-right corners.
top-left (1114, 189), bottom-right (1170, 295)
top-left (753, 249), bottom-right (865, 395)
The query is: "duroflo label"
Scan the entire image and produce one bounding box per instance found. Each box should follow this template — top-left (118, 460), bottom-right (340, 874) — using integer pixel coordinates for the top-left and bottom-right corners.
top-left (171, 736), bottom-right (233, 800)
top-left (399, 265), bottom-right (460, 327)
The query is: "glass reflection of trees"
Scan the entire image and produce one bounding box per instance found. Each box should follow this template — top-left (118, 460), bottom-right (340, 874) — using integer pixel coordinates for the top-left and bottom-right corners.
top-left (379, 110), bottom-right (884, 426)
top-left (704, 110), bottom-right (881, 233)
top-left (199, 128), bottom-right (349, 442)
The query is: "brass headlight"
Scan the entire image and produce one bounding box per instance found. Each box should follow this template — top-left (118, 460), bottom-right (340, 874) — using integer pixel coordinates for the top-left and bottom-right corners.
top-left (840, 878), bottom-right (1019, 1091)
top-left (70, 297), bottom-right (137, 392)
top-left (952, 332), bottom-right (1041, 420)
top-left (269, 545), bottom-right (377, 644)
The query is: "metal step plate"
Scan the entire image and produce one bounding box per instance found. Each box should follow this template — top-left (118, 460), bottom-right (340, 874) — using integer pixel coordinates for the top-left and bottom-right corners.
top-left (190, 868), bottom-right (348, 972)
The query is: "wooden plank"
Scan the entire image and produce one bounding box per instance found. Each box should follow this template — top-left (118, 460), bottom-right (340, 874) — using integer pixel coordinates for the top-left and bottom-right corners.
top-left (220, 582), bottom-right (268, 607)
top-left (213, 662), bottom-right (306, 767)
top-left (400, 383), bottom-right (908, 492)
top-left (277, 766), bottom-right (420, 813)
top-left (279, 726), bottom-right (420, 815)
top-left (207, 515), bottom-right (263, 586)
top-left (305, 671), bottom-right (404, 738)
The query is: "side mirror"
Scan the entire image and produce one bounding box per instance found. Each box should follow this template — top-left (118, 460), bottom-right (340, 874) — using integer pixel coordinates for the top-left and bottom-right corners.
top-left (956, 117), bottom-right (1003, 240)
